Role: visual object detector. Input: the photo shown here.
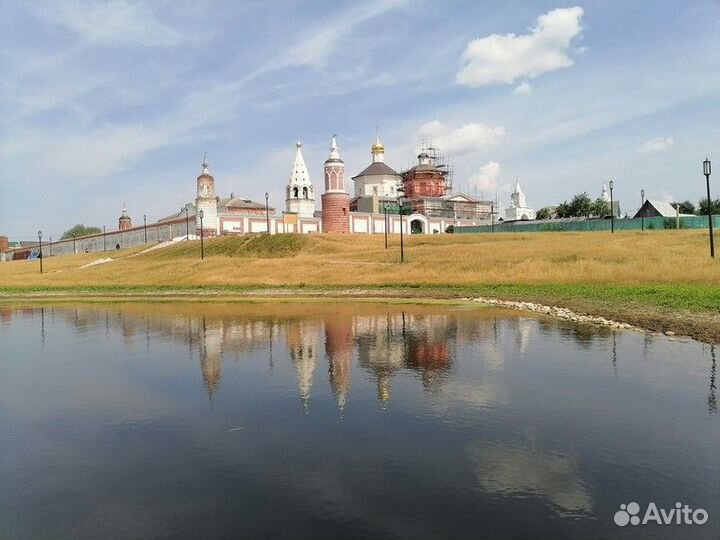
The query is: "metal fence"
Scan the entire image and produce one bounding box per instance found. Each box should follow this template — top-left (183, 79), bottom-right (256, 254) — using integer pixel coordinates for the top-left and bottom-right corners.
top-left (455, 215), bottom-right (720, 234)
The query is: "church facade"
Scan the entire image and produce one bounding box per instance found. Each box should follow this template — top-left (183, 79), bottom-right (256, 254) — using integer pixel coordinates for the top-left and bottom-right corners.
top-left (505, 180), bottom-right (536, 221)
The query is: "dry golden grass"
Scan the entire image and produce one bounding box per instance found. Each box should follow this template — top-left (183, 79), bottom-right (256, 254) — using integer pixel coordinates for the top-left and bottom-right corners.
top-left (1, 230), bottom-right (717, 289)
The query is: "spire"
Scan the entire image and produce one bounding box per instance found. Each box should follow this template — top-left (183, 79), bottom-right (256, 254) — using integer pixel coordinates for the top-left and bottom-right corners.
top-left (328, 134), bottom-right (341, 161)
top-left (201, 152), bottom-right (210, 176)
top-left (514, 177), bottom-right (522, 194)
top-left (289, 140), bottom-right (311, 186)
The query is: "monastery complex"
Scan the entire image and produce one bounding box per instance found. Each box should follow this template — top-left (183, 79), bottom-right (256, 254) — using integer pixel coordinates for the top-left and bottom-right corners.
top-left (1, 135), bottom-right (537, 259)
top-left (171, 134), bottom-right (537, 238)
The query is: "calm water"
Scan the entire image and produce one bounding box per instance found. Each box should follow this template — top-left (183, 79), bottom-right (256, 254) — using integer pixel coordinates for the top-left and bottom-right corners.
top-left (0, 302), bottom-right (718, 540)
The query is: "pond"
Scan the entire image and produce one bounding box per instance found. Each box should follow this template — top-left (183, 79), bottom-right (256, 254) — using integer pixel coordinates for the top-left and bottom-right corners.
top-left (0, 302), bottom-right (718, 540)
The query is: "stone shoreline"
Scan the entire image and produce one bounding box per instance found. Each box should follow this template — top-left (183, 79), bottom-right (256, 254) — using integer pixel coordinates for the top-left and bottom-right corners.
top-left (465, 296), bottom-right (676, 335)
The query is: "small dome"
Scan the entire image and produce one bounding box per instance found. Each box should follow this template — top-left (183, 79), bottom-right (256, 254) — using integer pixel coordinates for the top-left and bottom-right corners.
top-left (371, 134), bottom-right (384, 154)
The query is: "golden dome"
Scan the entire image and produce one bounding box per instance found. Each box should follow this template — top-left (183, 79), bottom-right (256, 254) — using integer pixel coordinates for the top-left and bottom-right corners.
top-left (371, 140), bottom-right (385, 154)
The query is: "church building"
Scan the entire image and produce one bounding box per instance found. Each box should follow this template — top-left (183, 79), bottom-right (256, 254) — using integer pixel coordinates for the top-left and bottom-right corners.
top-left (505, 179), bottom-right (536, 221)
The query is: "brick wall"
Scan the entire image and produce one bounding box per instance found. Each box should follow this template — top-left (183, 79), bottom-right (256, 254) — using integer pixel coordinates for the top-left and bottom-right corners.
top-left (321, 193), bottom-right (350, 233)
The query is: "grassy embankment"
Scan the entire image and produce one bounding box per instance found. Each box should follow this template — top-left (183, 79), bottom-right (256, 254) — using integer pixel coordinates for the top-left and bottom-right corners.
top-left (1, 231), bottom-right (719, 342)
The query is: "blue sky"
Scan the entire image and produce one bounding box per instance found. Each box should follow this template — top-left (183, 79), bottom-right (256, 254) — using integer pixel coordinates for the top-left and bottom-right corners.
top-left (1, 0), bottom-right (719, 240)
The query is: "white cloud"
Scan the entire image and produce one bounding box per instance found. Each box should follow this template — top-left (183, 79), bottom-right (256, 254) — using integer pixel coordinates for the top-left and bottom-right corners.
top-left (36, 0), bottom-right (185, 46)
top-left (513, 81), bottom-right (533, 95)
top-left (469, 161), bottom-right (501, 192)
top-left (257, 0), bottom-right (408, 73)
top-left (638, 136), bottom-right (674, 155)
top-left (457, 6), bottom-right (584, 87)
top-left (417, 120), bottom-right (505, 155)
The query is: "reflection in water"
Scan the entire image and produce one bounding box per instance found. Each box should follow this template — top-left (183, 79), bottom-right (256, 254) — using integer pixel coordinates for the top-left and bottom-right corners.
top-left (709, 345), bottom-right (717, 414)
top-left (467, 441), bottom-right (592, 517)
top-left (288, 321), bottom-right (320, 412)
top-left (2, 303), bottom-right (719, 540)
top-left (8, 304), bottom-right (719, 416)
top-left (325, 316), bottom-right (353, 412)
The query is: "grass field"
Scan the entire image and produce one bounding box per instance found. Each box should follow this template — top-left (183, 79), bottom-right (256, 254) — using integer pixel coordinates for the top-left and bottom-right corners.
top-left (1, 230), bottom-right (719, 342)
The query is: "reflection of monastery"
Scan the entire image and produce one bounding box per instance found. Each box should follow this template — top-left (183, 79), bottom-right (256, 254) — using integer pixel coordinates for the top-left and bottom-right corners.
top-left (67, 307), bottom-right (462, 411)
top-left (161, 135), bottom-right (535, 237)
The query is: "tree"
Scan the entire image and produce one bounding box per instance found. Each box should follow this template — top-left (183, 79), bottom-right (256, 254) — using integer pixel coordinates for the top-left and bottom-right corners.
top-left (672, 200), bottom-right (695, 215)
top-left (555, 201), bottom-right (571, 218)
top-left (591, 198), bottom-right (610, 218)
top-left (698, 198), bottom-right (720, 216)
top-left (536, 207), bottom-right (554, 220)
top-left (567, 192), bottom-right (593, 218)
top-left (61, 224), bottom-right (102, 239)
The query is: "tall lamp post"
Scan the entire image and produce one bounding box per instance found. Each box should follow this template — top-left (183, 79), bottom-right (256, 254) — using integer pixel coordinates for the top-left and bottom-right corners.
top-left (397, 183), bottom-right (405, 263)
top-left (72, 234), bottom-right (77, 254)
top-left (640, 189), bottom-right (645, 231)
top-left (199, 210), bottom-right (205, 259)
top-left (490, 202), bottom-right (495, 233)
top-left (37, 230), bottom-right (43, 274)
top-left (704, 158), bottom-right (714, 258)
top-left (265, 192), bottom-right (270, 234)
top-left (144, 214), bottom-right (148, 243)
top-left (182, 206), bottom-right (189, 240)
top-left (609, 180), bottom-right (615, 233)
top-left (384, 201), bottom-right (388, 249)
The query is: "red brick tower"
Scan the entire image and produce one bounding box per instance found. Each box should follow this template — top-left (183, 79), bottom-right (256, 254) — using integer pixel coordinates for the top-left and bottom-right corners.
top-left (118, 206), bottom-right (132, 230)
top-left (321, 135), bottom-right (350, 233)
top-left (401, 151), bottom-right (447, 198)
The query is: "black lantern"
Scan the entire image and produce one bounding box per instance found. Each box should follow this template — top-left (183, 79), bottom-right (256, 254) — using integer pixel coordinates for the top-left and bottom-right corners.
top-left (396, 182), bottom-right (405, 263)
top-left (37, 230), bottom-right (43, 274)
top-left (609, 180), bottom-right (615, 233)
top-left (265, 192), bottom-right (270, 234)
top-left (640, 189), bottom-right (645, 231)
top-left (199, 210), bottom-right (205, 259)
top-left (704, 158), bottom-right (714, 258)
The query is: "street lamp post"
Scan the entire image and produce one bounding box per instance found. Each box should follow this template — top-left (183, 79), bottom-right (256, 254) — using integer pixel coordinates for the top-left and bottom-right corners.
top-left (609, 180), bottom-right (615, 233)
top-left (265, 192), bottom-right (270, 234)
top-left (384, 202), bottom-right (388, 249)
top-left (199, 210), bottom-right (205, 259)
top-left (640, 189), bottom-right (645, 231)
top-left (183, 207), bottom-right (189, 240)
top-left (144, 214), bottom-right (148, 243)
top-left (37, 230), bottom-right (43, 274)
top-left (704, 158), bottom-right (714, 258)
top-left (397, 183), bottom-right (405, 263)
top-left (490, 203), bottom-right (494, 233)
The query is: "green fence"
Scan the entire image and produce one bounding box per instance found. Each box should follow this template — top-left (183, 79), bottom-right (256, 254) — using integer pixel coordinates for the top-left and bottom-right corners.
top-left (455, 215), bottom-right (720, 234)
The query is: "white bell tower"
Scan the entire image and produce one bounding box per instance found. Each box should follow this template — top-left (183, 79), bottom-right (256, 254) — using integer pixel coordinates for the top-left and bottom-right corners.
top-left (195, 153), bottom-right (219, 235)
top-left (285, 140), bottom-right (316, 218)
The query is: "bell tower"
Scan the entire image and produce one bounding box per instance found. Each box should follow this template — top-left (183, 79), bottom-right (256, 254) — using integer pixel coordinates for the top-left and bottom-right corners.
top-left (321, 135), bottom-right (350, 233)
top-left (195, 153), bottom-right (219, 236)
top-left (285, 141), bottom-right (316, 218)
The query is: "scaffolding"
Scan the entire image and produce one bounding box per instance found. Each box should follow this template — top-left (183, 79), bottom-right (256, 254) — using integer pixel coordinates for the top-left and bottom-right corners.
top-left (418, 140), bottom-right (454, 195)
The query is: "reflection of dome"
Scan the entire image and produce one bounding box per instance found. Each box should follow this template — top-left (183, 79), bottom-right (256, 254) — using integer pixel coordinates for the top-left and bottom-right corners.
top-left (378, 376), bottom-right (391, 404)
